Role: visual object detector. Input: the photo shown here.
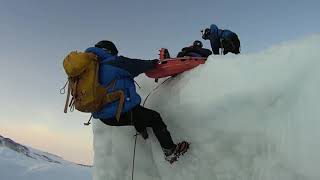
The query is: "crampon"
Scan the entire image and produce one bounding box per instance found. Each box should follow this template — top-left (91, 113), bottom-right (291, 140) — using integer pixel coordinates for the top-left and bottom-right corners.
top-left (165, 141), bottom-right (190, 164)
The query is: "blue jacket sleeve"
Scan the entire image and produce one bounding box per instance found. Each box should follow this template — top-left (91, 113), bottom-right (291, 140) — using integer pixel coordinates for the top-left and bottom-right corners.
top-left (105, 56), bottom-right (157, 77)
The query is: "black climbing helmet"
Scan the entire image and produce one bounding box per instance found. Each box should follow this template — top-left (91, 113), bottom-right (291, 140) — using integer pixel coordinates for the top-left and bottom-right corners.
top-left (201, 28), bottom-right (211, 39)
top-left (193, 40), bottom-right (203, 48)
top-left (95, 40), bottom-right (118, 55)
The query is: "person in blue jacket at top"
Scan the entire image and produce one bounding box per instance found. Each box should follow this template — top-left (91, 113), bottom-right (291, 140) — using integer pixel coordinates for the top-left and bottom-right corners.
top-left (85, 40), bottom-right (189, 163)
top-left (202, 24), bottom-right (240, 55)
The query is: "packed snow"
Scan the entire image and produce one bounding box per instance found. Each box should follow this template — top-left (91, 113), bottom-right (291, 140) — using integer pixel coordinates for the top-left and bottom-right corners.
top-left (0, 135), bottom-right (91, 180)
top-left (92, 35), bottom-right (320, 180)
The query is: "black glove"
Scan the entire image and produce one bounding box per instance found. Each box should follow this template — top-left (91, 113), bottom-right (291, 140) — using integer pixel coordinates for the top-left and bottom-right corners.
top-left (152, 59), bottom-right (160, 65)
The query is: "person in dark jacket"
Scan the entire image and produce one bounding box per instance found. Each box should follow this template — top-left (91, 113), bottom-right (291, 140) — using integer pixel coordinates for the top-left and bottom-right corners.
top-left (177, 40), bottom-right (212, 58)
top-left (202, 24), bottom-right (240, 55)
top-left (86, 40), bottom-right (189, 162)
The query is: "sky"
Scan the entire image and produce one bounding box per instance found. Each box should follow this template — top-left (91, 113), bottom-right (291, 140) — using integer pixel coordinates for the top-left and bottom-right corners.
top-left (0, 0), bottom-right (319, 165)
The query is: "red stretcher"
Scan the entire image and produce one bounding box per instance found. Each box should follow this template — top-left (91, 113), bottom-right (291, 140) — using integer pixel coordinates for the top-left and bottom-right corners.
top-left (145, 48), bottom-right (207, 79)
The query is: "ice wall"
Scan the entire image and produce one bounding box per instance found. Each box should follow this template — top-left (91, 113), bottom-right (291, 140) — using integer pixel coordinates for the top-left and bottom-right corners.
top-left (93, 35), bottom-right (320, 180)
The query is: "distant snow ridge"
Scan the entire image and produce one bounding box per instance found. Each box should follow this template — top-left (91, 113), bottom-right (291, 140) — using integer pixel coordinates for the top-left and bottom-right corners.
top-left (93, 35), bottom-right (320, 180)
top-left (0, 135), bottom-right (30, 156)
top-left (0, 135), bottom-right (61, 163)
top-left (0, 135), bottom-right (92, 180)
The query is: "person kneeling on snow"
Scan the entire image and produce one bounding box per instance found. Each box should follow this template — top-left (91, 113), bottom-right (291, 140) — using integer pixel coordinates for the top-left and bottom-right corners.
top-left (202, 24), bottom-right (240, 55)
top-left (86, 40), bottom-right (189, 163)
top-left (177, 40), bottom-right (212, 58)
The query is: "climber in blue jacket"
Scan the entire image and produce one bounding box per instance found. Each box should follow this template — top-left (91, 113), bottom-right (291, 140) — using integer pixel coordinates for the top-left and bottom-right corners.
top-left (202, 24), bottom-right (240, 55)
top-left (85, 40), bottom-right (189, 163)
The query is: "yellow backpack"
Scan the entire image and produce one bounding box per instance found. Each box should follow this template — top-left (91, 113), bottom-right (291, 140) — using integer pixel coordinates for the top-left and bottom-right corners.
top-left (62, 51), bottom-right (125, 121)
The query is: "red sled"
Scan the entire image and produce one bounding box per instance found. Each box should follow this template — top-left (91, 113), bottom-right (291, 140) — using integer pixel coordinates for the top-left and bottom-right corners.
top-left (145, 48), bottom-right (206, 79)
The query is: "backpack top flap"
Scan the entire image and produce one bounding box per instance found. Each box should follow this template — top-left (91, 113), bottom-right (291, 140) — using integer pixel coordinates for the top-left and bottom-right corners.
top-left (63, 51), bottom-right (98, 78)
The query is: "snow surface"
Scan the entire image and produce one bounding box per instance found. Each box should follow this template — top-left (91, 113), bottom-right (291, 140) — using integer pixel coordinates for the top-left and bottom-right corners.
top-left (92, 35), bottom-right (320, 180)
top-left (0, 136), bottom-right (91, 180)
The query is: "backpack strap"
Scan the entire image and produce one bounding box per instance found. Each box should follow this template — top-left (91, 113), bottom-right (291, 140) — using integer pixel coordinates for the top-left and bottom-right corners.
top-left (64, 81), bottom-right (71, 113)
top-left (105, 90), bottom-right (125, 121)
top-left (63, 78), bottom-right (79, 113)
top-left (102, 79), bottom-right (125, 121)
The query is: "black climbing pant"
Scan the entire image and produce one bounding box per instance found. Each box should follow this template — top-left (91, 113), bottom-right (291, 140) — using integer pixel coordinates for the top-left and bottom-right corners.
top-left (100, 105), bottom-right (176, 149)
